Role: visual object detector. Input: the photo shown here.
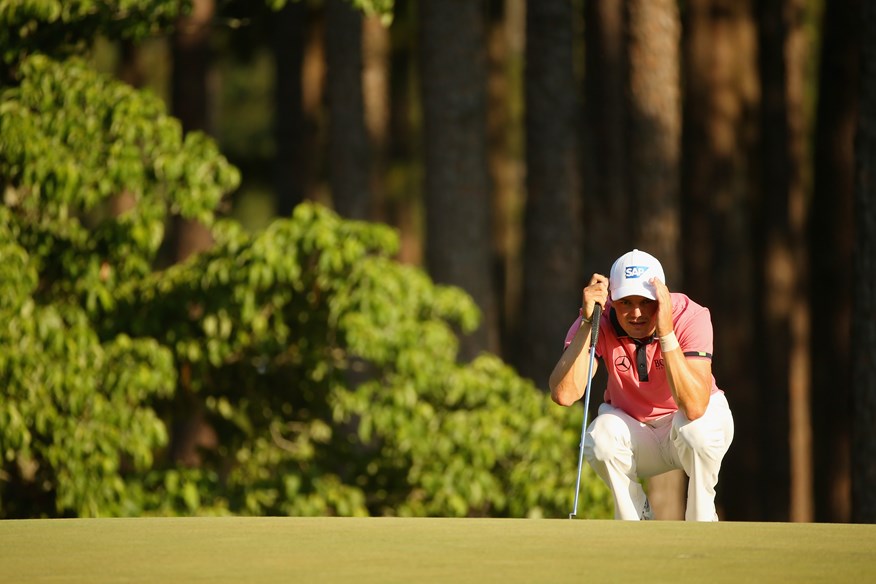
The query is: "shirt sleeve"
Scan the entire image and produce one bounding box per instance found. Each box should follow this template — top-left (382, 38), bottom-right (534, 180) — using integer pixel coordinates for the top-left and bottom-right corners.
top-left (563, 317), bottom-right (582, 350)
top-left (677, 305), bottom-right (714, 360)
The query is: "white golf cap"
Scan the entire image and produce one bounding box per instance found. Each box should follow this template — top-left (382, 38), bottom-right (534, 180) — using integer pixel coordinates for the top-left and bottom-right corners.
top-left (609, 249), bottom-right (666, 301)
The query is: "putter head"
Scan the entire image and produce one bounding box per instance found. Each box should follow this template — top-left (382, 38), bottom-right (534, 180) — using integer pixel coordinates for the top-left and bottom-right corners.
top-left (569, 512), bottom-right (576, 519)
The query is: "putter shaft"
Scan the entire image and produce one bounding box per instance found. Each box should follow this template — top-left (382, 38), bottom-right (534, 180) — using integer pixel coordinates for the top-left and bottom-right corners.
top-left (569, 303), bottom-right (602, 519)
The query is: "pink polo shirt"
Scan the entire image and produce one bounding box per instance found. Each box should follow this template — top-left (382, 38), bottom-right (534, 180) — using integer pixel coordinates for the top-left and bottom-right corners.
top-left (563, 293), bottom-right (722, 422)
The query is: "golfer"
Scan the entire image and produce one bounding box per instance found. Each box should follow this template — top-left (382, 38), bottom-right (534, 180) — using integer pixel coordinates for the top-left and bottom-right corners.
top-left (549, 249), bottom-right (734, 521)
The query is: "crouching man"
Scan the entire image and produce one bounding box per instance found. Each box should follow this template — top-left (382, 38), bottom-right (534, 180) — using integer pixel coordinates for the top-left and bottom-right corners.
top-left (549, 249), bottom-right (734, 521)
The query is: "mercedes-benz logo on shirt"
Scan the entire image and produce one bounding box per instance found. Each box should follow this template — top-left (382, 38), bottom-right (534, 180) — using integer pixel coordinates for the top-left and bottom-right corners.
top-left (615, 355), bottom-right (631, 372)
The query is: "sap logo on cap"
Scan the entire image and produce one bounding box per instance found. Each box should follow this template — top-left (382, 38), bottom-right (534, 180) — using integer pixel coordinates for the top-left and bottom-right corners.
top-left (624, 266), bottom-right (648, 279)
top-left (609, 249), bottom-right (665, 301)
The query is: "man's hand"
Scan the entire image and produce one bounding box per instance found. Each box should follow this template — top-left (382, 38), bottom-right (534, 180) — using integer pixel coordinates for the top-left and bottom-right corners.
top-left (583, 274), bottom-right (609, 320)
top-left (650, 277), bottom-right (674, 337)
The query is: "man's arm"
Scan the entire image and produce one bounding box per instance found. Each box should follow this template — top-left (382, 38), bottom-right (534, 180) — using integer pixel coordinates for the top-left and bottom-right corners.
top-left (651, 278), bottom-right (712, 420)
top-left (549, 321), bottom-right (598, 406)
top-left (662, 350), bottom-right (712, 420)
top-left (549, 273), bottom-right (609, 406)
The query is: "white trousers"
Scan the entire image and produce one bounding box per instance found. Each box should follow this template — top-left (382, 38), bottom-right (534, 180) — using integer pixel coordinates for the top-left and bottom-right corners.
top-left (582, 393), bottom-right (734, 521)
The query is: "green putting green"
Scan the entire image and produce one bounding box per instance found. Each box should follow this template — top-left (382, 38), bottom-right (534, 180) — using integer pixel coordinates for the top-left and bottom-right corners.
top-left (1, 517), bottom-right (874, 583)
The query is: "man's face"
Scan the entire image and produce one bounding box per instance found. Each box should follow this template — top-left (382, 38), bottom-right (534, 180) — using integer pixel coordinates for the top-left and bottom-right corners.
top-left (613, 295), bottom-right (658, 340)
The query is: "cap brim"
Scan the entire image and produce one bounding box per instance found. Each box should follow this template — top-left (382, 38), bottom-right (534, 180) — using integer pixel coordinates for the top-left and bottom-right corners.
top-left (610, 283), bottom-right (657, 301)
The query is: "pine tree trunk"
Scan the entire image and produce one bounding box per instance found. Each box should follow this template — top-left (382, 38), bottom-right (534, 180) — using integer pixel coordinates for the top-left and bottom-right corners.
top-left (326, 0), bottom-right (371, 220)
top-left (172, 0), bottom-right (213, 137)
top-left (852, 0), bottom-right (876, 525)
top-left (170, 0), bottom-right (217, 466)
top-left (116, 40), bottom-right (144, 88)
top-left (811, 0), bottom-right (860, 524)
top-left (384, 0), bottom-right (421, 265)
top-left (625, 0), bottom-right (684, 520)
top-left (171, 0), bottom-right (215, 261)
top-left (363, 13), bottom-right (390, 215)
top-left (420, 0), bottom-right (498, 358)
top-left (583, 0), bottom-right (627, 273)
top-left (487, 0), bottom-right (523, 358)
top-left (273, 0), bottom-right (308, 217)
top-left (518, 0), bottom-right (581, 383)
top-left (757, 0), bottom-right (812, 522)
top-left (681, 0), bottom-right (759, 520)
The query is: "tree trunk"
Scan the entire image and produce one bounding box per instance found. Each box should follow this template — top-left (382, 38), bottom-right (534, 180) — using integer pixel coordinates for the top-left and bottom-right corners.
top-left (626, 0), bottom-right (681, 265)
top-left (852, 0), bottom-right (876, 525)
top-left (583, 0), bottom-right (628, 273)
top-left (383, 0), bottom-right (421, 265)
top-left (420, 0), bottom-right (498, 358)
top-left (625, 0), bottom-right (684, 520)
top-left (487, 0), bottom-right (524, 360)
top-left (681, 0), bottom-right (760, 520)
top-left (326, 0), bottom-right (372, 220)
top-left (363, 12), bottom-right (390, 217)
top-left (811, 0), bottom-right (860, 524)
top-left (116, 40), bottom-right (144, 88)
top-left (516, 0), bottom-right (581, 383)
top-left (173, 0), bottom-right (213, 137)
top-left (757, 0), bottom-right (812, 522)
top-left (273, 0), bottom-right (309, 217)
top-left (170, 0), bottom-right (217, 466)
top-left (171, 0), bottom-right (216, 261)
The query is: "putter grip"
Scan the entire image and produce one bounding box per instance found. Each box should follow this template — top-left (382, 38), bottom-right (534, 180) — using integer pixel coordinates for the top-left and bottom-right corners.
top-left (590, 303), bottom-right (603, 346)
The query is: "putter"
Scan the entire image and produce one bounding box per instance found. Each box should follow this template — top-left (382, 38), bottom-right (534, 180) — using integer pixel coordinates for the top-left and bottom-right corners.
top-left (569, 302), bottom-right (602, 519)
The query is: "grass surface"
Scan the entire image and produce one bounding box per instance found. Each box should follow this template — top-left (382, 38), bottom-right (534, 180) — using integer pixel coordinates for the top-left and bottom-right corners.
top-left (1, 517), bottom-right (875, 583)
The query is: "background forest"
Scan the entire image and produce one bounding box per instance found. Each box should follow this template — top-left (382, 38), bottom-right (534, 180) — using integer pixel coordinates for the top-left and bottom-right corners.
top-left (1, 0), bottom-right (874, 523)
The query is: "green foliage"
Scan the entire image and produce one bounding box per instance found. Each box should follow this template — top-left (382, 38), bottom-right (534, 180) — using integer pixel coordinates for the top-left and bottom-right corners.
top-left (103, 204), bottom-right (608, 518)
top-left (0, 46), bottom-right (229, 516)
top-left (0, 0), bottom-right (189, 73)
top-left (0, 208), bottom-right (175, 517)
top-left (267, 0), bottom-right (394, 24)
top-left (2, 187), bottom-right (611, 518)
top-left (0, 0), bottom-right (611, 519)
top-left (0, 54), bottom-right (240, 305)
